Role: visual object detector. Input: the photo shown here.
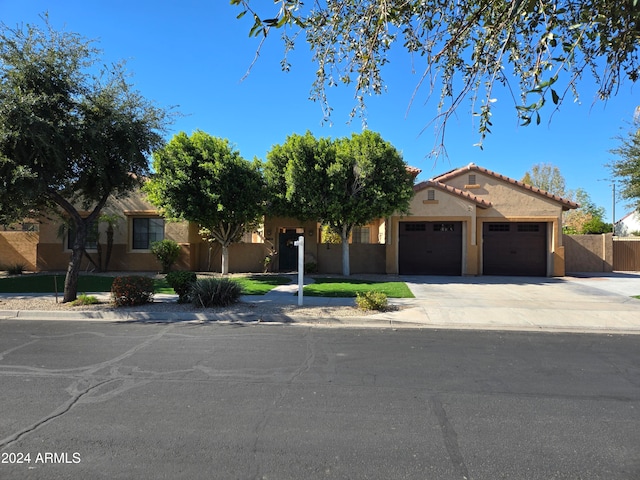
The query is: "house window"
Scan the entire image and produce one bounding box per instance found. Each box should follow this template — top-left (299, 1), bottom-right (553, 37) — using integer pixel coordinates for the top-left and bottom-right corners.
top-left (518, 224), bottom-right (540, 233)
top-left (488, 223), bottom-right (510, 232)
top-left (469, 174), bottom-right (476, 185)
top-left (352, 226), bottom-right (370, 244)
top-left (132, 218), bottom-right (164, 249)
top-left (22, 222), bottom-right (39, 232)
top-left (433, 223), bottom-right (455, 232)
top-left (405, 223), bottom-right (426, 232)
top-left (427, 190), bottom-right (435, 201)
top-left (67, 222), bottom-right (99, 250)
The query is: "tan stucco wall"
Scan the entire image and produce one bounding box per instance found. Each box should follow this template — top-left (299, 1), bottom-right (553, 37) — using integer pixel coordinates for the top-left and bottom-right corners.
top-left (37, 190), bottom-right (192, 272)
top-left (0, 231), bottom-right (38, 271)
top-left (318, 244), bottom-right (386, 274)
top-left (444, 172), bottom-right (564, 218)
top-left (387, 171), bottom-right (568, 276)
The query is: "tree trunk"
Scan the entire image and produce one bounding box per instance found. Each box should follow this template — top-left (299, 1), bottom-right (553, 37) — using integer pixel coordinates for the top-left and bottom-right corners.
top-left (104, 224), bottom-right (114, 272)
top-left (95, 241), bottom-right (103, 272)
top-left (341, 226), bottom-right (350, 276)
top-left (63, 222), bottom-right (88, 303)
top-left (221, 244), bottom-right (229, 275)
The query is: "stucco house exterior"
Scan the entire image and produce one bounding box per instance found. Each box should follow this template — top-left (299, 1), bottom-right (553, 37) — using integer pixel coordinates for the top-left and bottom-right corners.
top-left (383, 163), bottom-right (578, 276)
top-left (2, 163), bottom-right (579, 277)
top-left (615, 211), bottom-right (640, 237)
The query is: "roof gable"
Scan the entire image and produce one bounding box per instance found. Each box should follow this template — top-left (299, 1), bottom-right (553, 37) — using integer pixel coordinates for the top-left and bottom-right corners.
top-left (433, 163), bottom-right (579, 210)
top-left (414, 179), bottom-right (492, 208)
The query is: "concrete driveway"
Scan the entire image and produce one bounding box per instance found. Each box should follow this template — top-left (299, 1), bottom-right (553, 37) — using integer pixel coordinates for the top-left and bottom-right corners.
top-left (376, 272), bottom-right (640, 334)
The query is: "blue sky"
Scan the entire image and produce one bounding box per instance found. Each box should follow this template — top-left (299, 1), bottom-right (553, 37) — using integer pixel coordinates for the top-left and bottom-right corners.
top-left (2, 0), bottom-right (636, 221)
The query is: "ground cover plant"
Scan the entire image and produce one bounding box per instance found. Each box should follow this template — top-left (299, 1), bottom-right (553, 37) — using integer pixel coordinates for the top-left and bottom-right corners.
top-left (70, 294), bottom-right (100, 306)
top-left (304, 278), bottom-right (414, 298)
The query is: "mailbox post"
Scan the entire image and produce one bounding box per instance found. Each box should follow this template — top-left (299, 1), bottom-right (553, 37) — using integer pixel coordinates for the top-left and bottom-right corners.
top-left (293, 235), bottom-right (304, 306)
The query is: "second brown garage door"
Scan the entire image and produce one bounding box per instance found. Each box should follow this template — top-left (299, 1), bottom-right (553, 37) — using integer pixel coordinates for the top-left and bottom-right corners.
top-left (399, 222), bottom-right (462, 275)
top-left (482, 222), bottom-right (547, 276)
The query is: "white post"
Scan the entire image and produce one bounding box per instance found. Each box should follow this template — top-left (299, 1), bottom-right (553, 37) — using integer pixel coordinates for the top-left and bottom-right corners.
top-left (294, 235), bottom-right (304, 306)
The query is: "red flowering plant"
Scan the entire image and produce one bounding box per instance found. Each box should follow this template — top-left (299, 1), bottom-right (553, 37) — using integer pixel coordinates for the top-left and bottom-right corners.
top-left (111, 275), bottom-right (155, 307)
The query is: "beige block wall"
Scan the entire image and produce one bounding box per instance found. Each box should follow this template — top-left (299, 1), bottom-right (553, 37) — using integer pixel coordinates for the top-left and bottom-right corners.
top-left (0, 232), bottom-right (38, 271)
top-left (318, 244), bottom-right (386, 274)
top-left (564, 234), bottom-right (613, 272)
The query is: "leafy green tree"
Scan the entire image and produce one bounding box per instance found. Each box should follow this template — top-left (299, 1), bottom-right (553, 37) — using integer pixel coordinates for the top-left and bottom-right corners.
top-left (610, 112), bottom-right (640, 212)
top-left (563, 188), bottom-right (612, 234)
top-left (145, 131), bottom-right (266, 275)
top-left (233, 0), bottom-right (640, 152)
top-left (266, 130), bottom-right (414, 276)
top-left (0, 18), bottom-right (168, 302)
top-left (521, 163), bottom-right (566, 197)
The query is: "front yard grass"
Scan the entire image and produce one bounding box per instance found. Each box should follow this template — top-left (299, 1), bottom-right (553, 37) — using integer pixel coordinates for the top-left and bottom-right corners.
top-left (304, 277), bottom-right (414, 298)
top-left (233, 275), bottom-right (292, 295)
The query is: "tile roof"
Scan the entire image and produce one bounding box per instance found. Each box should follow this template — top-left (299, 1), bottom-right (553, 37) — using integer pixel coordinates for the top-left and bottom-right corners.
top-left (433, 163), bottom-right (579, 210)
top-left (414, 179), bottom-right (492, 208)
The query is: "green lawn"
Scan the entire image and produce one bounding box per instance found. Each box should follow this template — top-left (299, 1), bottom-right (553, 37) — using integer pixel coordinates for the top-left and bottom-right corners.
top-left (0, 273), bottom-right (291, 296)
top-left (303, 277), bottom-right (414, 298)
top-left (233, 275), bottom-right (291, 295)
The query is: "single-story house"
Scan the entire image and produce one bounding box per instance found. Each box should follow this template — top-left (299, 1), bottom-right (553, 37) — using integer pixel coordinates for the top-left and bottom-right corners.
top-left (1, 163), bottom-right (578, 277)
top-left (615, 211), bottom-right (640, 237)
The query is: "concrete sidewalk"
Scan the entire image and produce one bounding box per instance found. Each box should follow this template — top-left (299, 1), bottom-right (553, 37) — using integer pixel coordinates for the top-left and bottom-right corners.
top-left (1, 273), bottom-right (640, 334)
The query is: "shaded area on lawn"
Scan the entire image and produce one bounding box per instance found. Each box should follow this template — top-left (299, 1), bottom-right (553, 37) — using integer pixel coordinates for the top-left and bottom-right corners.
top-left (0, 274), bottom-right (113, 293)
top-left (0, 274), bottom-right (292, 296)
top-left (304, 277), bottom-right (414, 298)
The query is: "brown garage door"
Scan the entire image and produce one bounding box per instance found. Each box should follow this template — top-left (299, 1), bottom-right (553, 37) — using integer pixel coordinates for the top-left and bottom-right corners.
top-left (483, 222), bottom-right (547, 276)
top-left (399, 222), bottom-right (462, 275)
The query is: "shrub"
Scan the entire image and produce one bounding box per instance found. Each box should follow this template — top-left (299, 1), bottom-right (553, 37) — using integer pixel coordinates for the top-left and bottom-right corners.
top-left (355, 291), bottom-right (388, 311)
top-left (150, 239), bottom-right (181, 273)
top-left (7, 263), bottom-right (25, 275)
top-left (191, 278), bottom-right (243, 308)
top-left (111, 275), bottom-right (155, 307)
top-left (165, 271), bottom-right (197, 303)
top-left (304, 262), bottom-right (318, 274)
top-left (71, 294), bottom-right (100, 306)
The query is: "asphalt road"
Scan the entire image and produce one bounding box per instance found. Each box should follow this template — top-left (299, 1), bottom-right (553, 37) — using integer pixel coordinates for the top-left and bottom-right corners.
top-left (1, 320), bottom-right (639, 480)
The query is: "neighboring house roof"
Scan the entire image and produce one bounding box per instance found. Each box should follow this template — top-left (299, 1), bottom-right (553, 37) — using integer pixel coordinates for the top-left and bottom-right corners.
top-left (615, 210), bottom-right (640, 236)
top-left (433, 163), bottom-right (580, 211)
top-left (617, 210), bottom-right (638, 223)
top-left (413, 179), bottom-right (493, 209)
top-left (406, 166), bottom-right (422, 178)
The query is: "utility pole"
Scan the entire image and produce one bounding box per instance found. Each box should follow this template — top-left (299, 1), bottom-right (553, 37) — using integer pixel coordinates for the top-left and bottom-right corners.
top-left (612, 182), bottom-right (616, 236)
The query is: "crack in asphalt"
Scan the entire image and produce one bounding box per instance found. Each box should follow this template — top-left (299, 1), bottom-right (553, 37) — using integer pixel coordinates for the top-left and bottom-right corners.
top-left (0, 324), bottom-right (175, 451)
top-left (250, 327), bottom-right (317, 480)
top-left (0, 378), bottom-right (115, 450)
top-left (431, 395), bottom-right (471, 480)
top-left (0, 339), bottom-right (39, 361)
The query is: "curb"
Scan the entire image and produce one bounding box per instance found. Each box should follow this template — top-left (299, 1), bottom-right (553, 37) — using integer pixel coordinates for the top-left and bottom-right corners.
top-left (2, 309), bottom-right (640, 334)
